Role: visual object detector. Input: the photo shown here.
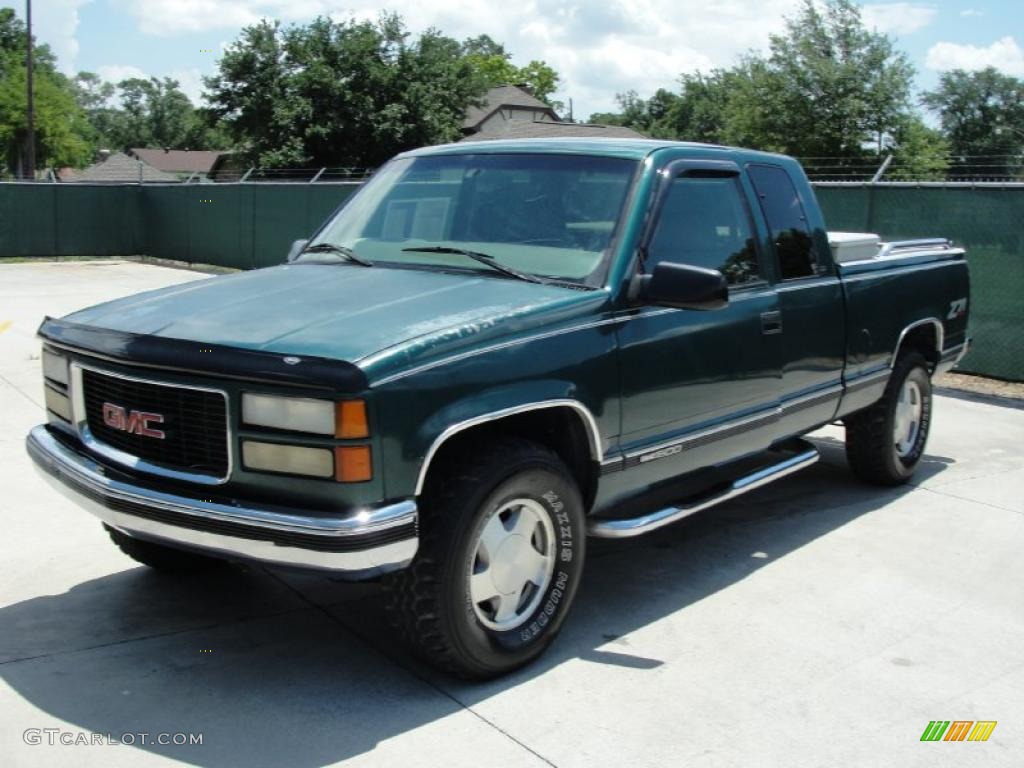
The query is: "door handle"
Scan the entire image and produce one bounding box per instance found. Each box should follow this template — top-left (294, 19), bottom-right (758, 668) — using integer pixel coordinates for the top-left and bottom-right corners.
top-left (761, 311), bottom-right (783, 335)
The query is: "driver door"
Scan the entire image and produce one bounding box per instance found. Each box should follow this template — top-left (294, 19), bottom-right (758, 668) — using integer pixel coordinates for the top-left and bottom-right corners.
top-left (612, 159), bottom-right (783, 490)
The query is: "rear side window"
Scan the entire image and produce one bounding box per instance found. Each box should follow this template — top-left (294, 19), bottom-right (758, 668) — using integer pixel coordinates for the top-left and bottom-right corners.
top-left (748, 164), bottom-right (817, 280)
top-left (646, 175), bottom-right (761, 286)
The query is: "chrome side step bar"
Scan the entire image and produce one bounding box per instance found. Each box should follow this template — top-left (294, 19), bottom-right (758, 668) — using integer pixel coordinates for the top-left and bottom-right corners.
top-left (587, 442), bottom-right (820, 539)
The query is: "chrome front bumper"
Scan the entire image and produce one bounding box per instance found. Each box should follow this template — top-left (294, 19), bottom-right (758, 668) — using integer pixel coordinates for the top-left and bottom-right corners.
top-left (26, 425), bottom-right (418, 576)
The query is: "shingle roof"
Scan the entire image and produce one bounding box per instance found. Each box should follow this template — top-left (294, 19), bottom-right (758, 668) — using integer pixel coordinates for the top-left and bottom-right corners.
top-left (459, 120), bottom-right (647, 142)
top-left (463, 84), bottom-right (559, 130)
top-left (129, 148), bottom-right (230, 174)
top-left (66, 152), bottom-right (179, 183)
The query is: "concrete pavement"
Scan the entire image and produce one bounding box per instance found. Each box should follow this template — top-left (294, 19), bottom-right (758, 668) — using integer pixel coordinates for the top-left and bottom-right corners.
top-left (1, 260), bottom-right (1022, 767)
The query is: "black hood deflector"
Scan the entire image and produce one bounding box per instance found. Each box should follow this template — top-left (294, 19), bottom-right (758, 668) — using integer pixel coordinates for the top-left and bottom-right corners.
top-left (38, 317), bottom-right (369, 394)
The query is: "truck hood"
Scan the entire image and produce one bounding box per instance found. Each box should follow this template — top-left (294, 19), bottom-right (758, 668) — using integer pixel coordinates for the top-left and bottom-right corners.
top-left (64, 264), bottom-right (605, 376)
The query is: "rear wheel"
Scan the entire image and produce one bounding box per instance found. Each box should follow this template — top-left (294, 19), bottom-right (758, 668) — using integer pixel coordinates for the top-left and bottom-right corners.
top-left (384, 438), bottom-right (586, 679)
top-left (105, 525), bottom-right (226, 572)
top-left (845, 352), bottom-right (932, 485)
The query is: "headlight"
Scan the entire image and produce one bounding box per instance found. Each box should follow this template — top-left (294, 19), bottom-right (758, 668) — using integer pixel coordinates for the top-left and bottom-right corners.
top-left (242, 393), bottom-right (335, 434)
top-left (41, 348), bottom-right (72, 425)
top-left (241, 393), bottom-right (368, 438)
top-left (42, 348), bottom-right (69, 386)
top-left (242, 441), bottom-right (334, 478)
top-left (44, 385), bottom-right (72, 422)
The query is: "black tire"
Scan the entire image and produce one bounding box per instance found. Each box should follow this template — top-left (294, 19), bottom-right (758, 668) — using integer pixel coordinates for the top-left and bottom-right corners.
top-left (384, 438), bottom-right (586, 679)
top-left (845, 352), bottom-right (932, 486)
top-left (105, 525), bottom-right (227, 572)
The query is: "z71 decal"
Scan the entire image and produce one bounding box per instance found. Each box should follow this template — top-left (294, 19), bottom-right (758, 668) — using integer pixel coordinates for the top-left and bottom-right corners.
top-left (947, 298), bottom-right (968, 320)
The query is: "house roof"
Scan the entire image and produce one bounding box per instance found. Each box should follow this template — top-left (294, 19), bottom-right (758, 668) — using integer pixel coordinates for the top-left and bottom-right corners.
top-left (459, 120), bottom-right (647, 143)
top-left (66, 152), bottom-right (179, 183)
top-left (463, 84), bottom-right (559, 130)
top-left (129, 148), bottom-right (231, 174)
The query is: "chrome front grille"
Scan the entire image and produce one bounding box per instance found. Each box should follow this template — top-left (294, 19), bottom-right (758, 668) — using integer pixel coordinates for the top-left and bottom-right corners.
top-left (80, 367), bottom-right (229, 481)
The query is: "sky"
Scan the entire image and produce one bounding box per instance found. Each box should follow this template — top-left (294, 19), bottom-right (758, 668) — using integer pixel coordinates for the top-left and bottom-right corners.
top-left (17, 0), bottom-right (1024, 119)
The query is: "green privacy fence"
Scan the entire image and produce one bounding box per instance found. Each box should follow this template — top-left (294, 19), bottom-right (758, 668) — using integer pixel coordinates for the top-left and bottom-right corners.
top-left (1, 181), bottom-right (1021, 380)
top-left (814, 183), bottom-right (1024, 381)
top-left (0, 182), bottom-right (359, 268)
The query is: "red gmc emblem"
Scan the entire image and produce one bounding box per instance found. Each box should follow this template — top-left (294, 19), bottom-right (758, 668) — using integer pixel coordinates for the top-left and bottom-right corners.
top-left (102, 402), bottom-right (166, 439)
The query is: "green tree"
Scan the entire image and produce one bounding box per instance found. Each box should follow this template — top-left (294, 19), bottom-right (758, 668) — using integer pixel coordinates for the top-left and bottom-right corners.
top-left (460, 34), bottom-right (561, 109)
top-left (0, 9), bottom-right (92, 175)
top-left (762, 0), bottom-right (914, 158)
top-left (72, 72), bottom-right (228, 152)
top-left (116, 77), bottom-right (197, 148)
top-left (922, 67), bottom-right (1024, 178)
top-left (590, 0), bottom-right (919, 173)
top-left (207, 14), bottom-right (489, 168)
top-left (886, 117), bottom-right (950, 180)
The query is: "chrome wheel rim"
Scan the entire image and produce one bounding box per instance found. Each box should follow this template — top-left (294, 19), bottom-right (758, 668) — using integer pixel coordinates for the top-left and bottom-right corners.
top-left (469, 498), bottom-right (555, 632)
top-left (894, 379), bottom-right (923, 458)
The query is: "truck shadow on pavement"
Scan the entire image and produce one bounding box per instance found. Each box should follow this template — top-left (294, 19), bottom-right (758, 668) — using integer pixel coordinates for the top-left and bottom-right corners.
top-left (0, 438), bottom-right (954, 767)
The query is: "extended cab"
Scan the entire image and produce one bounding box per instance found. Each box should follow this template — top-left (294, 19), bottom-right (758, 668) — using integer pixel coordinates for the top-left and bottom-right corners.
top-left (27, 139), bottom-right (970, 678)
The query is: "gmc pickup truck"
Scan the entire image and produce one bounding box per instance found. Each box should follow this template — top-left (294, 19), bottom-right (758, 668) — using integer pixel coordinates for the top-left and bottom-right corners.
top-left (27, 138), bottom-right (970, 678)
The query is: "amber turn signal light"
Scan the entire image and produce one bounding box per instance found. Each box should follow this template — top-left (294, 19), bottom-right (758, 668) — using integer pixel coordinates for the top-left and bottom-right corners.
top-left (335, 400), bottom-right (369, 439)
top-left (335, 446), bottom-right (372, 482)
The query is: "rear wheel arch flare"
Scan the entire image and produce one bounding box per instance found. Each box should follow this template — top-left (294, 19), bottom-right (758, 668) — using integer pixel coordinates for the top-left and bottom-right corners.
top-left (892, 318), bottom-right (943, 370)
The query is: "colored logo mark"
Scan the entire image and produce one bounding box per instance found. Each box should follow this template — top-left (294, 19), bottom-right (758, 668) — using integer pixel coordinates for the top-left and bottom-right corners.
top-left (920, 720), bottom-right (997, 742)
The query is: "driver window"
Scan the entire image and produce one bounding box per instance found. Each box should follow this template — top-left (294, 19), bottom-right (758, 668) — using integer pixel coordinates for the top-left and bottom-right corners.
top-left (647, 175), bottom-right (761, 286)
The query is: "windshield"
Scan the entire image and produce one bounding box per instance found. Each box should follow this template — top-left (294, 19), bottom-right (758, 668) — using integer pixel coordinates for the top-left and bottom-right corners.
top-left (302, 152), bottom-right (638, 284)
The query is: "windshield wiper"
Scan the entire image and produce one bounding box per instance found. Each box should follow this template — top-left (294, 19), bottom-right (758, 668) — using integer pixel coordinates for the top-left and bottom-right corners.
top-left (300, 242), bottom-right (373, 267)
top-left (401, 246), bottom-right (547, 284)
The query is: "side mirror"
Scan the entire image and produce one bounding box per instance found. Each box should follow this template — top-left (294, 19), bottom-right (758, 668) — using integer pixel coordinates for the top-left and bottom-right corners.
top-left (286, 239), bottom-right (309, 263)
top-left (633, 262), bottom-right (728, 310)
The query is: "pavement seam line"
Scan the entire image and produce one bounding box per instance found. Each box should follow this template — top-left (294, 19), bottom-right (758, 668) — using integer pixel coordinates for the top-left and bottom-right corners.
top-left (263, 570), bottom-right (559, 768)
top-left (0, 370), bottom-right (44, 410)
top-left (0, 604), bottom-right (312, 667)
top-left (917, 484), bottom-right (1021, 515)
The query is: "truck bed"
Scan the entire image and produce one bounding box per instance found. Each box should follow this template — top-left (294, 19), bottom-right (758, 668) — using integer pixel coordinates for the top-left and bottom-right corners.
top-left (833, 236), bottom-right (970, 418)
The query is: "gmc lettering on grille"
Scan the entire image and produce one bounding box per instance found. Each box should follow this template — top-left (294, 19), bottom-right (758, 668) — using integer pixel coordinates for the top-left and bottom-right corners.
top-left (101, 403), bottom-right (166, 439)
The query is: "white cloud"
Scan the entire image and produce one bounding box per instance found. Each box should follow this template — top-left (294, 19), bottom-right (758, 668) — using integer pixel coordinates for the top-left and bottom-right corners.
top-left (110, 0), bottom-right (804, 117)
top-left (31, 0), bottom-right (92, 74)
top-left (860, 3), bottom-right (937, 35)
top-left (95, 66), bottom-right (208, 104)
top-left (113, 0), bottom-right (265, 35)
top-left (168, 68), bottom-right (206, 104)
top-left (925, 36), bottom-right (1024, 76)
top-left (96, 64), bottom-right (148, 83)
top-left (960, 9), bottom-right (983, 17)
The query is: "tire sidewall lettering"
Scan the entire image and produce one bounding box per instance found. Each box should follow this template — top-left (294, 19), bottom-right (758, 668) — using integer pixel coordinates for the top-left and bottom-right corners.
top-left (463, 477), bottom-right (583, 652)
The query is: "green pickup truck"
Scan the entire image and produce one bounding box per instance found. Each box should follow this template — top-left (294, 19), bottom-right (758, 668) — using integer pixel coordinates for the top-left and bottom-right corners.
top-left (27, 138), bottom-right (970, 678)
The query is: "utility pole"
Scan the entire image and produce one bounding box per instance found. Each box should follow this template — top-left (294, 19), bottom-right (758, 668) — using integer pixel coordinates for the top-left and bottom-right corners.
top-left (24, 0), bottom-right (36, 180)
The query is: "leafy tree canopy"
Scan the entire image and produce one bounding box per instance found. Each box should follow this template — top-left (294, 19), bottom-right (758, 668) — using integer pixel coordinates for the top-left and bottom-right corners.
top-left (589, 0), bottom-right (920, 171)
top-left (0, 8), bottom-right (92, 175)
top-left (922, 67), bottom-right (1024, 178)
top-left (461, 33), bottom-right (561, 109)
top-left (206, 14), bottom-right (491, 168)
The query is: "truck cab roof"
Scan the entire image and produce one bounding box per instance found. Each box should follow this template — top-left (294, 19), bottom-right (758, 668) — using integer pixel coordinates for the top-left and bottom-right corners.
top-left (400, 137), bottom-right (795, 165)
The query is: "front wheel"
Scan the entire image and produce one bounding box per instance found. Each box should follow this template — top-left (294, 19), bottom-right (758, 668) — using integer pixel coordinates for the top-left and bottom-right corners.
top-left (384, 439), bottom-right (586, 679)
top-left (845, 352), bottom-right (933, 485)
